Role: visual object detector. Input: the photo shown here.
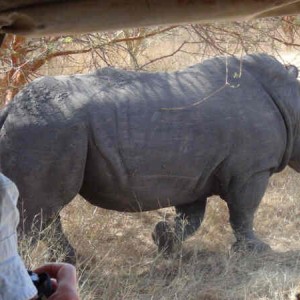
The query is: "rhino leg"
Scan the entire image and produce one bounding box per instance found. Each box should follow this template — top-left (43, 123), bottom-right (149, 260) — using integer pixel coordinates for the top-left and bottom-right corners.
top-left (174, 200), bottom-right (207, 242)
top-left (227, 172), bottom-right (271, 252)
top-left (152, 199), bottom-right (207, 255)
top-left (18, 212), bottom-right (76, 264)
top-left (41, 215), bottom-right (76, 264)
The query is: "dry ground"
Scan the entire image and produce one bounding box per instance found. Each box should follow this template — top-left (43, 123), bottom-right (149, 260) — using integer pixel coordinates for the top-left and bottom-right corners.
top-left (20, 167), bottom-right (300, 300)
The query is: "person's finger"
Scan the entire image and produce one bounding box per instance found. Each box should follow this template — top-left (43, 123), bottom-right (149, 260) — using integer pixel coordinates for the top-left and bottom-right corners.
top-left (50, 278), bottom-right (58, 291)
top-left (34, 264), bottom-right (62, 277)
top-left (54, 264), bottom-right (77, 287)
top-left (48, 285), bottom-right (79, 300)
top-left (49, 270), bottom-right (78, 300)
top-left (34, 263), bottom-right (76, 280)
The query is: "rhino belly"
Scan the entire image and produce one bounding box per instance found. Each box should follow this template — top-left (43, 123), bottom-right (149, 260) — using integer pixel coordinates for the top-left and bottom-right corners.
top-left (80, 170), bottom-right (206, 212)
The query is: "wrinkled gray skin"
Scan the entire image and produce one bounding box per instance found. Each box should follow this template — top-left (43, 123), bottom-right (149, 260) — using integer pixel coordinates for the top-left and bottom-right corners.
top-left (1, 54), bottom-right (300, 260)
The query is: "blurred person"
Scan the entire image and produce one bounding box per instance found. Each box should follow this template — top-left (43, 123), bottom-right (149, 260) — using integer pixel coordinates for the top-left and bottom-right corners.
top-left (0, 172), bottom-right (79, 300)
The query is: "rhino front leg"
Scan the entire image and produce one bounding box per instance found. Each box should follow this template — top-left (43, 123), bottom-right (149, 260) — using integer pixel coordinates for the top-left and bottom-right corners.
top-left (152, 199), bottom-right (207, 255)
top-left (39, 215), bottom-right (76, 264)
top-left (227, 172), bottom-right (271, 252)
top-left (174, 200), bottom-right (207, 242)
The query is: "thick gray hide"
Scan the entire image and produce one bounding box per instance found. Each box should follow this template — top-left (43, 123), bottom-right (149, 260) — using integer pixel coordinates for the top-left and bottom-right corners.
top-left (1, 54), bottom-right (300, 254)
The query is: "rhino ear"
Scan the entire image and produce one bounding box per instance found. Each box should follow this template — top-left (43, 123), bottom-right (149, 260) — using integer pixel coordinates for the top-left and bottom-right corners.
top-left (285, 64), bottom-right (299, 79)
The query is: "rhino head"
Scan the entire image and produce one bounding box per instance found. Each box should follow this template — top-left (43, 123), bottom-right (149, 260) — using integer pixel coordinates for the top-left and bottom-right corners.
top-left (286, 64), bottom-right (300, 172)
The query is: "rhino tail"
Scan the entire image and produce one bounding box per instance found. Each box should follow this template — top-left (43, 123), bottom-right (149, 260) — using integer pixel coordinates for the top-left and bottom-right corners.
top-left (0, 105), bottom-right (9, 129)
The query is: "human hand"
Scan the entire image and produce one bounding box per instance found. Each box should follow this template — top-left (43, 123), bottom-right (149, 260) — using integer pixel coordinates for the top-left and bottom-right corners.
top-left (34, 263), bottom-right (79, 300)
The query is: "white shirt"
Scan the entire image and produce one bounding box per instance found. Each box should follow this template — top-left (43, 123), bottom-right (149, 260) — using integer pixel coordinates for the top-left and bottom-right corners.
top-left (0, 173), bottom-right (37, 300)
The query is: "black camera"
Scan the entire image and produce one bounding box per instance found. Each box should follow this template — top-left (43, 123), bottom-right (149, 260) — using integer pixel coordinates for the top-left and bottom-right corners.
top-left (28, 270), bottom-right (54, 299)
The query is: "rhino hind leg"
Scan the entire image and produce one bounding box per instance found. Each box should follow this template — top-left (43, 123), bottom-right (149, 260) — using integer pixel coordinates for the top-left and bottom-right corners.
top-left (152, 199), bottom-right (207, 255)
top-left (227, 172), bottom-right (271, 253)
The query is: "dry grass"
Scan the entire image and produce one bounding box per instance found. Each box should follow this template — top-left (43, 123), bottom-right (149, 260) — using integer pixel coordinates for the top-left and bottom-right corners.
top-left (19, 167), bottom-right (300, 300)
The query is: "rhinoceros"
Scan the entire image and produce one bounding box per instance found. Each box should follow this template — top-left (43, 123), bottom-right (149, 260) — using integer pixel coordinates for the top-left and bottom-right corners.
top-left (0, 53), bottom-right (299, 259)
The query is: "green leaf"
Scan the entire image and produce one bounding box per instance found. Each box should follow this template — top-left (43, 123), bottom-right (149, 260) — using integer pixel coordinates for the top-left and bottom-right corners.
top-left (63, 37), bottom-right (73, 43)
